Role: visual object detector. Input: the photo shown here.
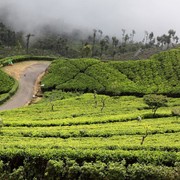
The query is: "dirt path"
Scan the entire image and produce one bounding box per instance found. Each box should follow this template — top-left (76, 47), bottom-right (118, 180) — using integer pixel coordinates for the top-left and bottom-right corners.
top-left (0, 61), bottom-right (51, 111)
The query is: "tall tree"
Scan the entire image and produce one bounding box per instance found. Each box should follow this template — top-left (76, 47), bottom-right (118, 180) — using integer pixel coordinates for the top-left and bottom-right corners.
top-left (124, 34), bottom-right (129, 44)
top-left (112, 36), bottom-right (119, 59)
top-left (130, 29), bottom-right (136, 42)
top-left (121, 29), bottom-right (126, 43)
top-left (92, 29), bottom-right (97, 57)
top-left (99, 36), bottom-right (109, 57)
top-left (0, 22), bottom-right (17, 46)
top-left (143, 31), bottom-right (149, 44)
top-left (100, 39), bottom-right (106, 57)
top-left (26, 33), bottom-right (34, 54)
top-left (148, 32), bottom-right (155, 46)
top-left (98, 29), bottom-right (103, 41)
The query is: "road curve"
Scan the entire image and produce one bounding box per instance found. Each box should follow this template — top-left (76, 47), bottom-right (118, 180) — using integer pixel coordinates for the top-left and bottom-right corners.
top-left (0, 62), bottom-right (50, 111)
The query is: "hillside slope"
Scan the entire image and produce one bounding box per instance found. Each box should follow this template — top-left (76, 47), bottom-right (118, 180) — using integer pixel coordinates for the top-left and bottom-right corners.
top-left (110, 49), bottom-right (180, 96)
top-left (0, 50), bottom-right (179, 179)
top-left (42, 58), bottom-right (138, 95)
top-left (42, 49), bottom-right (180, 96)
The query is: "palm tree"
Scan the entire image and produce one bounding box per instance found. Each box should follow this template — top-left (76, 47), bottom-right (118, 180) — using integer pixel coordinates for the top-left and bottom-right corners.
top-left (124, 34), bottom-right (129, 44)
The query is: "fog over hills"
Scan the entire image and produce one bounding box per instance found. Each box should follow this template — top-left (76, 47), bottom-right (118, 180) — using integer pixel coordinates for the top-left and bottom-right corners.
top-left (0, 0), bottom-right (180, 40)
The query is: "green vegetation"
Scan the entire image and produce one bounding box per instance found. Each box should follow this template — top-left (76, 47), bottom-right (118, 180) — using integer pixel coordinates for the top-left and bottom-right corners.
top-left (41, 58), bottom-right (137, 95)
top-left (0, 92), bottom-right (180, 179)
top-left (0, 49), bottom-right (180, 179)
top-left (0, 70), bottom-right (14, 94)
top-left (42, 49), bottom-right (180, 97)
top-left (110, 49), bottom-right (180, 96)
top-left (0, 70), bottom-right (16, 104)
top-left (0, 21), bottom-right (179, 61)
top-left (1, 9), bottom-right (180, 178)
top-left (143, 94), bottom-right (168, 117)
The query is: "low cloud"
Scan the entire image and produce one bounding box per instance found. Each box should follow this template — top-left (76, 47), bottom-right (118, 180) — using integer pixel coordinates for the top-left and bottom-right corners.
top-left (0, 0), bottom-right (180, 40)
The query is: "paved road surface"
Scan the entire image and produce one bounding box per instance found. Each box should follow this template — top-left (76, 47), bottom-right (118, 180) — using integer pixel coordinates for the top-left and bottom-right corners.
top-left (0, 62), bottom-right (50, 111)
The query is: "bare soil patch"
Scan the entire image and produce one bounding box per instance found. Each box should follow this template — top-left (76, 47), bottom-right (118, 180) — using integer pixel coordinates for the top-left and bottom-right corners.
top-left (2, 61), bottom-right (50, 80)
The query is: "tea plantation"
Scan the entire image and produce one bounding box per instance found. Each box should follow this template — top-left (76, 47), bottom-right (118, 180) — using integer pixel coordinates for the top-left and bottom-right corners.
top-left (0, 49), bottom-right (180, 179)
top-left (42, 49), bottom-right (180, 97)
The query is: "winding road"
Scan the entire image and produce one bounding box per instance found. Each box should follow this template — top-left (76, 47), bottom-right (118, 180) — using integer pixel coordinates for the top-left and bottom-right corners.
top-left (0, 62), bottom-right (51, 111)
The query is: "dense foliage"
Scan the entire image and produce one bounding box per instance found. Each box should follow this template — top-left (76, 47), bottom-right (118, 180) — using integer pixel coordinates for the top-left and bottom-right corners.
top-left (0, 70), bottom-right (14, 94)
top-left (110, 49), bottom-right (180, 96)
top-left (0, 22), bottom-right (17, 47)
top-left (42, 58), bottom-right (137, 95)
top-left (42, 49), bottom-right (180, 97)
top-left (0, 49), bottom-right (180, 179)
top-left (0, 21), bottom-right (179, 60)
top-left (0, 93), bottom-right (180, 179)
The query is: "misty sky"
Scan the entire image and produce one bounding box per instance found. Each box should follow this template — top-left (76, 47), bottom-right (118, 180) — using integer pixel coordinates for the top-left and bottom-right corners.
top-left (0, 0), bottom-right (180, 40)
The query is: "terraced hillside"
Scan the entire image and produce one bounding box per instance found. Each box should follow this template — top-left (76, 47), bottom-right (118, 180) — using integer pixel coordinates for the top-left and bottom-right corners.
top-left (42, 58), bottom-right (138, 96)
top-left (0, 93), bottom-right (180, 179)
top-left (111, 49), bottom-right (180, 95)
top-left (42, 49), bottom-right (180, 96)
top-left (0, 49), bottom-right (179, 179)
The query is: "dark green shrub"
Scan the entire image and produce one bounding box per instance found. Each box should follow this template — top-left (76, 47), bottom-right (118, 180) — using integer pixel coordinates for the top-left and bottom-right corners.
top-left (44, 160), bottom-right (64, 179)
top-left (0, 161), bottom-right (3, 174)
top-left (127, 163), bottom-right (176, 180)
top-left (42, 49), bottom-right (180, 96)
top-left (66, 161), bottom-right (81, 180)
top-left (79, 161), bottom-right (106, 180)
top-left (0, 70), bottom-right (14, 94)
top-left (106, 161), bottom-right (126, 180)
top-left (9, 166), bottom-right (25, 180)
